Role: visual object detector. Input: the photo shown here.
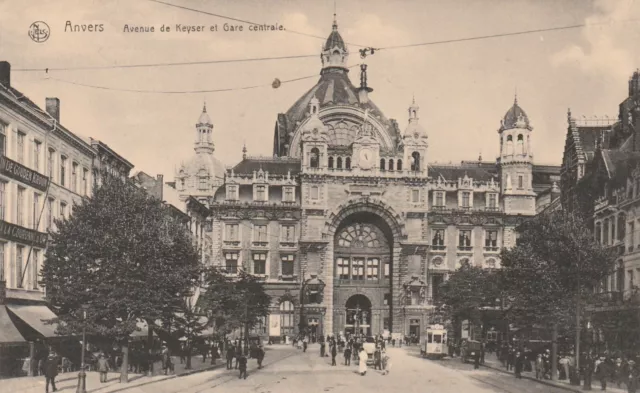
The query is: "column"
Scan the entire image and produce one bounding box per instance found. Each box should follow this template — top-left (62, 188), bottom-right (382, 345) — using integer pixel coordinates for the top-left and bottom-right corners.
top-left (323, 243), bottom-right (334, 335)
top-left (391, 245), bottom-right (404, 335)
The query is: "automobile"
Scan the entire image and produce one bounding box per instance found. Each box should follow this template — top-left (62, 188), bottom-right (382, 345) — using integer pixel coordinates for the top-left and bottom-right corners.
top-left (460, 339), bottom-right (483, 363)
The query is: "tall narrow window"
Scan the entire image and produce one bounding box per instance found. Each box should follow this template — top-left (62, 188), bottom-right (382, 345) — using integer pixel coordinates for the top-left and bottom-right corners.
top-left (397, 159), bottom-right (403, 171)
top-left (0, 181), bottom-right (6, 220)
top-left (337, 257), bottom-right (350, 280)
top-left (16, 187), bottom-right (25, 226)
top-left (16, 131), bottom-right (25, 164)
top-left (461, 192), bottom-right (470, 208)
top-left (0, 243), bottom-right (4, 282)
top-left (411, 189), bottom-right (420, 203)
top-left (388, 159), bottom-right (394, 171)
top-left (328, 156), bottom-right (334, 169)
top-left (380, 158), bottom-right (385, 171)
top-left (281, 225), bottom-right (296, 242)
top-left (485, 230), bottom-right (498, 250)
top-left (47, 149), bottom-right (55, 180)
top-left (281, 255), bottom-right (295, 277)
top-left (256, 185), bottom-right (266, 201)
top-left (352, 258), bottom-right (365, 280)
top-left (32, 249), bottom-right (40, 290)
top-left (199, 177), bottom-right (207, 190)
top-left (60, 155), bottom-right (67, 187)
top-left (71, 162), bottom-right (78, 193)
top-left (33, 140), bottom-right (42, 171)
top-left (32, 193), bottom-right (40, 230)
top-left (225, 252), bottom-right (239, 274)
top-left (82, 168), bottom-right (89, 196)
top-left (384, 261), bottom-right (390, 279)
top-left (60, 201), bottom-right (67, 219)
top-left (310, 186), bottom-right (319, 200)
top-left (518, 175), bottom-right (524, 189)
top-left (309, 147), bottom-right (320, 168)
top-left (47, 198), bottom-right (54, 231)
top-left (283, 187), bottom-right (294, 202)
top-left (345, 157), bottom-right (351, 169)
top-left (411, 152), bottom-right (421, 171)
top-left (16, 246), bottom-right (24, 288)
top-left (488, 193), bottom-right (497, 209)
top-left (253, 224), bottom-right (268, 243)
top-left (458, 230), bottom-right (472, 249)
top-left (435, 191), bottom-right (444, 207)
top-left (253, 253), bottom-right (266, 275)
top-left (367, 258), bottom-right (379, 281)
top-left (0, 122), bottom-right (6, 155)
top-left (226, 185), bottom-right (238, 201)
top-left (336, 157), bottom-right (343, 169)
top-left (432, 229), bottom-right (445, 250)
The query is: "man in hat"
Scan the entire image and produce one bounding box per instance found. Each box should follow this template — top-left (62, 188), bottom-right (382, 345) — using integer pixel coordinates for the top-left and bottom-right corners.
top-left (97, 352), bottom-right (110, 383)
top-left (44, 351), bottom-right (60, 393)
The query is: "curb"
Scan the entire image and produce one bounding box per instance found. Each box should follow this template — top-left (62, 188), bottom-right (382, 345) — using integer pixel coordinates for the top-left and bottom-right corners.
top-left (106, 362), bottom-right (225, 393)
top-left (480, 362), bottom-right (585, 393)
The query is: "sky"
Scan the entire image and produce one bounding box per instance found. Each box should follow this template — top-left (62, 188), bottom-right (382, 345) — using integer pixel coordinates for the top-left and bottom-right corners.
top-left (1, 0), bottom-right (639, 178)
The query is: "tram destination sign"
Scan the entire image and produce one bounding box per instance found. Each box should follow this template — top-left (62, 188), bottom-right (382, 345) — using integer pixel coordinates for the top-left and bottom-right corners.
top-left (0, 155), bottom-right (49, 192)
top-left (0, 219), bottom-right (48, 248)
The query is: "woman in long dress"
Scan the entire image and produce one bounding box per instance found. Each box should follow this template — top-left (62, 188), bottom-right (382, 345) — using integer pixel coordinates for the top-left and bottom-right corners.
top-left (358, 348), bottom-right (368, 376)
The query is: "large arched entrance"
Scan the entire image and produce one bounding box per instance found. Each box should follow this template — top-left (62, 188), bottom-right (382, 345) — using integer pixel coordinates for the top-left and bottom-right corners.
top-left (345, 294), bottom-right (372, 336)
top-left (333, 211), bottom-right (395, 336)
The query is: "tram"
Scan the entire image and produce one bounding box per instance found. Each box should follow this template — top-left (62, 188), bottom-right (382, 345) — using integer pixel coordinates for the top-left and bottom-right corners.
top-left (421, 324), bottom-right (447, 359)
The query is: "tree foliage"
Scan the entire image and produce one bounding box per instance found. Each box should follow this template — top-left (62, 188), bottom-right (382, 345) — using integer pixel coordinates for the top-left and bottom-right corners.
top-left (500, 211), bottom-right (617, 330)
top-left (199, 268), bottom-right (271, 336)
top-left (41, 174), bottom-right (202, 342)
top-left (438, 264), bottom-right (503, 325)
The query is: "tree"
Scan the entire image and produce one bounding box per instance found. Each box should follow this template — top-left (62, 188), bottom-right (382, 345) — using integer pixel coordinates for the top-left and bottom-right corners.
top-left (200, 268), bottom-right (271, 349)
top-left (41, 174), bottom-right (202, 383)
top-left (438, 264), bottom-right (503, 339)
top-left (500, 210), bottom-right (617, 379)
top-left (501, 211), bottom-right (616, 331)
top-left (169, 298), bottom-right (208, 370)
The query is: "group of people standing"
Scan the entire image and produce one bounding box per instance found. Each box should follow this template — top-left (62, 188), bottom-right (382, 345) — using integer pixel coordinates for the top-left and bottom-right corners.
top-left (224, 339), bottom-right (265, 380)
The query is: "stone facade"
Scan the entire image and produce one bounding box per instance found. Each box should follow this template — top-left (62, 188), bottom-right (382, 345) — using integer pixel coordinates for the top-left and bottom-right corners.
top-left (174, 21), bottom-right (560, 341)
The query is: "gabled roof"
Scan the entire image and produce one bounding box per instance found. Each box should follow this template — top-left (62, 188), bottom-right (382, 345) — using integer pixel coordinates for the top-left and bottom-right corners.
top-left (600, 149), bottom-right (640, 184)
top-left (429, 161), bottom-right (498, 182)
top-left (566, 120), bottom-right (612, 165)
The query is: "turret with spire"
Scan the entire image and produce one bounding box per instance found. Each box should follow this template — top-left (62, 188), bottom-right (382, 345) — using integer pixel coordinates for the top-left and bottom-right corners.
top-left (195, 102), bottom-right (214, 154)
top-left (321, 13), bottom-right (349, 72)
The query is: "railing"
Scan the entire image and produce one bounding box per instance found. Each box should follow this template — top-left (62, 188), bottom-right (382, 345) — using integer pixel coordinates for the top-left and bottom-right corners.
top-left (431, 244), bottom-right (446, 251)
top-left (458, 246), bottom-right (473, 251)
top-left (484, 246), bottom-right (500, 252)
top-left (335, 278), bottom-right (391, 286)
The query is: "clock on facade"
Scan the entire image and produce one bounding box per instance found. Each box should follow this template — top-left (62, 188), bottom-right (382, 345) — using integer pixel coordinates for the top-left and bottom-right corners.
top-left (359, 148), bottom-right (374, 169)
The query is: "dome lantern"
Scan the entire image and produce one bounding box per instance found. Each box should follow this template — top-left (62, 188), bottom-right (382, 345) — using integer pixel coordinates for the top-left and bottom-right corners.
top-left (321, 16), bottom-right (348, 72)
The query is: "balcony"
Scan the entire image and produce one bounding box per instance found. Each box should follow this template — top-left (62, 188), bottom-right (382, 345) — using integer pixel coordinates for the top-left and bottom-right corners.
top-left (431, 244), bottom-right (446, 251)
top-left (457, 246), bottom-right (473, 252)
top-left (251, 241), bottom-right (269, 248)
top-left (484, 246), bottom-right (500, 252)
top-left (222, 240), bottom-right (241, 248)
top-left (279, 241), bottom-right (297, 249)
top-left (484, 206), bottom-right (500, 212)
top-left (336, 278), bottom-right (391, 286)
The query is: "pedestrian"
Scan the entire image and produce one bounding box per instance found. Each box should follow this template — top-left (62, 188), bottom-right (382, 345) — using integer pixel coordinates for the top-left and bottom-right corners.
top-left (39, 356), bottom-right (46, 377)
top-left (331, 341), bottom-right (337, 366)
top-left (161, 346), bottom-right (173, 375)
top-left (514, 351), bottom-right (524, 379)
top-left (474, 350), bottom-right (480, 370)
top-left (256, 345), bottom-right (265, 369)
top-left (235, 344), bottom-right (242, 369)
top-left (615, 358), bottom-right (625, 388)
top-left (44, 351), bottom-right (59, 393)
top-left (344, 344), bottom-right (352, 366)
top-left (374, 347), bottom-right (382, 370)
top-left (583, 352), bottom-right (594, 391)
top-left (628, 359), bottom-right (639, 393)
top-left (381, 353), bottom-right (391, 375)
top-left (97, 352), bottom-right (109, 383)
top-left (358, 347), bottom-right (368, 376)
top-left (535, 354), bottom-right (544, 380)
top-left (238, 354), bottom-right (248, 380)
top-left (559, 354), bottom-right (570, 381)
top-left (595, 355), bottom-right (609, 391)
top-left (303, 336), bottom-right (308, 352)
top-left (225, 344), bottom-right (234, 370)
top-left (320, 340), bottom-right (326, 357)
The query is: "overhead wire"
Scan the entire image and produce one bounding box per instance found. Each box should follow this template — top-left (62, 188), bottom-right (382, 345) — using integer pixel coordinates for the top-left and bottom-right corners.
top-left (147, 0), bottom-right (369, 48)
top-left (41, 64), bottom-right (361, 94)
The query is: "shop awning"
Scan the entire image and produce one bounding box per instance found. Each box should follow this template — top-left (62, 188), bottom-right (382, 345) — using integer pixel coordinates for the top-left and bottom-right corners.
top-left (0, 306), bottom-right (26, 344)
top-left (6, 305), bottom-right (58, 338)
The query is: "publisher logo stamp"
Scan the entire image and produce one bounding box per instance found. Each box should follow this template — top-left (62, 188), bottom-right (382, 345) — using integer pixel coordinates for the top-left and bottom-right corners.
top-left (29, 21), bottom-right (50, 43)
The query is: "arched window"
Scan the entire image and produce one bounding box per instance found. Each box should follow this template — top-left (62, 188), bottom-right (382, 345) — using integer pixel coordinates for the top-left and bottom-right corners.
top-left (335, 223), bottom-right (390, 284)
top-left (346, 157), bottom-right (351, 169)
top-left (397, 159), bottom-right (403, 171)
top-left (506, 134), bottom-right (513, 156)
top-left (380, 159), bottom-right (385, 171)
top-left (328, 156), bottom-right (334, 169)
top-left (337, 157), bottom-right (343, 169)
top-left (411, 152), bottom-right (421, 171)
top-left (517, 134), bottom-right (524, 155)
top-left (309, 147), bottom-right (320, 168)
top-left (618, 214), bottom-right (626, 242)
top-left (279, 300), bottom-right (294, 335)
top-left (388, 159), bottom-right (394, 171)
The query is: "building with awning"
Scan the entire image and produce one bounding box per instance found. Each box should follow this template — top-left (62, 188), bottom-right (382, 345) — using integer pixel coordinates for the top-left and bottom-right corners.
top-left (6, 304), bottom-right (59, 340)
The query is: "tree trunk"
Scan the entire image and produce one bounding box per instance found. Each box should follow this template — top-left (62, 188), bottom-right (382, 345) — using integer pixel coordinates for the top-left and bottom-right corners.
top-left (147, 323), bottom-right (154, 376)
top-left (551, 323), bottom-right (558, 381)
top-left (186, 344), bottom-right (192, 370)
top-left (120, 341), bottom-right (129, 383)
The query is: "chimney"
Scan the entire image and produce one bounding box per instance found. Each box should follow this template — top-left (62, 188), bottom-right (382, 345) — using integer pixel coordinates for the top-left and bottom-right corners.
top-left (157, 174), bottom-right (164, 184)
top-left (156, 174), bottom-right (164, 200)
top-left (0, 61), bottom-right (10, 87)
top-left (45, 97), bottom-right (60, 122)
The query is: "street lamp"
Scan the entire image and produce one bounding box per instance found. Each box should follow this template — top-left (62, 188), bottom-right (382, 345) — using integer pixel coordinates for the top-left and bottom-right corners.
top-left (76, 304), bottom-right (89, 393)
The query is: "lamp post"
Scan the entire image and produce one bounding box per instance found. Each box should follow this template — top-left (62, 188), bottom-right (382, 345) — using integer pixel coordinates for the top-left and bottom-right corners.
top-left (76, 304), bottom-right (89, 393)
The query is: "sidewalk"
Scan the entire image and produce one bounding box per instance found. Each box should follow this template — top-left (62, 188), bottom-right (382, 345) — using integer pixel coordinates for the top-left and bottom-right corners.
top-left (1, 353), bottom-right (227, 393)
top-left (481, 353), bottom-right (627, 393)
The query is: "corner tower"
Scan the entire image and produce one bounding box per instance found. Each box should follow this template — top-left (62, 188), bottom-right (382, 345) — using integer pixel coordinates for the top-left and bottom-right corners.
top-left (498, 96), bottom-right (536, 215)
